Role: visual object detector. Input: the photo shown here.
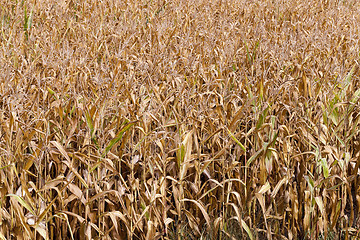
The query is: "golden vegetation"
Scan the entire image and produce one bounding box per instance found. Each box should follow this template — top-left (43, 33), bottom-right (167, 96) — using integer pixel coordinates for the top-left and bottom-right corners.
top-left (1, 0), bottom-right (360, 239)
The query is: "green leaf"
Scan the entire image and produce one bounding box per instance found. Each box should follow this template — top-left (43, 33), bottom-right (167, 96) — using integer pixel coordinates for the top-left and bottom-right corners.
top-left (7, 194), bottom-right (36, 215)
top-left (351, 88), bottom-right (360, 103)
top-left (256, 106), bottom-right (269, 130)
top-left (89, 160), bottom-right (103, 173)
top-left (47, 87), bottom-right (58, 100)
top-left (0, 164), bottom-right (12, 170)
top-left (304, 175), bottom-right (314, 192)
top-left (226, 128), bottom-right (246, 151)
top-left (246, 147), bottom-right (264, 167)
top-left (84, 111), bottom-right (94, 136)
top-left (321, 158), bottom-right (329, 178)
top-left (102, 121), bottom-right (135, 157)
top-left (241, 219), bottom-right (254, 240)
top-left (23, 5), bottom-right (34, 40)
top-left (246, 131), bottom-right (277, 167)
top-left (177, 144), bottom-right (185, 168)
top-left (343, 66), bottom-right (355, 90)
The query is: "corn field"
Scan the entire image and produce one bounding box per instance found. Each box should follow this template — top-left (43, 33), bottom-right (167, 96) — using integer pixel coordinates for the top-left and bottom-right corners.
top-left (0, 0), bottom-right (360, 239)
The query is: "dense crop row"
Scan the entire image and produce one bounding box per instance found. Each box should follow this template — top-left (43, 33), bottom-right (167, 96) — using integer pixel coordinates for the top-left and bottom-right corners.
top-left (0, 0), bottom-right (360, 239)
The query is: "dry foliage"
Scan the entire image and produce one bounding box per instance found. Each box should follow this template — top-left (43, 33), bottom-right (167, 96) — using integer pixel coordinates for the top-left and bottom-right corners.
top-left (1, 0), bottom-right (360, 239)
